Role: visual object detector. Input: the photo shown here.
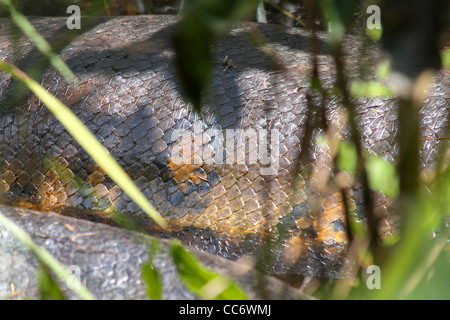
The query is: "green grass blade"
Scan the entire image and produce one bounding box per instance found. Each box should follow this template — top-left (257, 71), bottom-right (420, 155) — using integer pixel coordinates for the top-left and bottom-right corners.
top-left (1, 0), bottom-right (76, 83)
top-left (38, 264), bottom-right (66, 300)
top-left (0, 210), bottom-right (94, 300)
top-left (0, 60), bottom-right (167, 228)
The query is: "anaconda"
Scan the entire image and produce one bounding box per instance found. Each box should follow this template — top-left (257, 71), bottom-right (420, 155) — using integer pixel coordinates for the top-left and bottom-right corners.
top-left (0, 204), bottom-right (311, 299)
top-left (0, 15), bottom-right (449, 278)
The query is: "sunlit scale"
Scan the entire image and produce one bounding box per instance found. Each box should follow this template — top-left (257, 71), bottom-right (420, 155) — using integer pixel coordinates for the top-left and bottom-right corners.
top-left (0, 15), bottom-right (446, 276)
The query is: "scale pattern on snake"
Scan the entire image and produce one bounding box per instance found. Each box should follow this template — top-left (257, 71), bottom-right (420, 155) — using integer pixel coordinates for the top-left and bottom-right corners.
top-left (0, 15), bottom-right (448, 275)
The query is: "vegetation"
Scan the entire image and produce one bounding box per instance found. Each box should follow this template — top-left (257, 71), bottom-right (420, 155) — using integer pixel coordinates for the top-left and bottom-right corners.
top-left (0, 0), bottom-right (448, 300)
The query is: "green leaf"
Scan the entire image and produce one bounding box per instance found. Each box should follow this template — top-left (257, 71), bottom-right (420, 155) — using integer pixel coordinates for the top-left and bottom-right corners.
top-left (174, 0), bottom-right (259, 112)
top-left (174, 18), bottom-right (214, 112)
top-left (170, 240), bottom-right (248, 300)
top-left (319, 0), bottom-right (347, 48)
top-left (337, 141), bottom-right (357, 174)
top-left (38, 264), bottom-right (66, 300)
top-left (350, 80), bottom-right (394, 98)
top-left (141, 240), bottom-right (163, 300)
top-left (142, 260), bottom-right (162, 300)
top-left (380, 232), bottom-right (400, 247)
top-left (442, 49), bottom-right (450, 69)
top-left (365, 155), bottom-right (399, 198)
top-left (366, 24), bottom-right (382, 41)
top-left (347, 211), bottom-right (369, 238)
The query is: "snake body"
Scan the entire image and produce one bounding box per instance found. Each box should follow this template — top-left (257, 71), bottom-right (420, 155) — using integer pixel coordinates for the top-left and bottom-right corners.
top-left (0, 205), bottom-right (312, 299)
top-left (0, 15), bottom-right (449, 277)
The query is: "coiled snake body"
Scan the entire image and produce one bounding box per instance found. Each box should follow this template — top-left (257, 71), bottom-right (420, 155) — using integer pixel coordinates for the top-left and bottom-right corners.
top-left (0, 15), bottom-right (449, 278)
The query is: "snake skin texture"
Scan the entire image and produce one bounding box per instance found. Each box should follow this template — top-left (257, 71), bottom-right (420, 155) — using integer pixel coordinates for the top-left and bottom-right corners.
top-left (0, 15), bottom-right (449, 276)
top-left (0, 205), bottom-right (310, 300)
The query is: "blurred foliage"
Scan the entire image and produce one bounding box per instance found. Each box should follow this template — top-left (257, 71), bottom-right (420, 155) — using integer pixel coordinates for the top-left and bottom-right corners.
top-left (1, 0), bottom-right (250, 300)
top-left (1, 0), bottom-right (449, 300)
top-left (350, 80), bottom-right (394, 98)
top-left (172, 0), bottom-right (449, 300)
top-left (174, 0), bottom-right (260, 111)
top-left (170, 240), bottom-right (249, 300)
top-left (337, 141), bottom-right (358, 174)
top-left (38, 264), bottom-right (66, 300)
top-left (365, 154), bottom-right (399, 198)
top-left (141, 240), bottom-right (163, 300)
top-left (443, 49), bottom-right (450, 69)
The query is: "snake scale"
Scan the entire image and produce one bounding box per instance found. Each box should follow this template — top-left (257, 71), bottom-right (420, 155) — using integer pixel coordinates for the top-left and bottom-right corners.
top-left (0, 15), bottom-right (449, 281)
